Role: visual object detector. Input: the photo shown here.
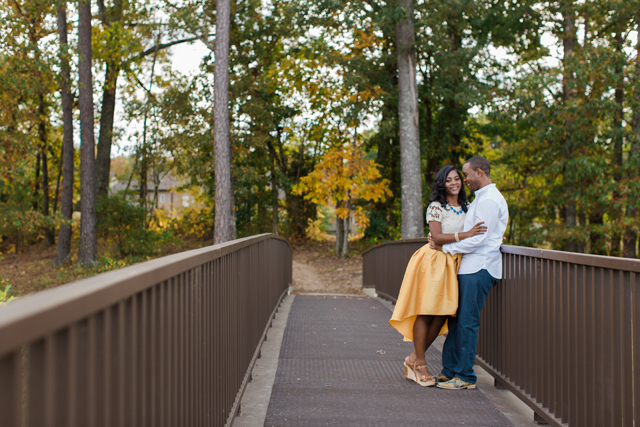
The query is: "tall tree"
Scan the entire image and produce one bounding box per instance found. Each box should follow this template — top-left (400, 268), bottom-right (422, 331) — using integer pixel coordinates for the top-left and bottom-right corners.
top-left (213, 0), bottom-right (234, 243)
top-left (37, 93), bottom-right (54, 245)
top-left (609, 27), bottom-right (625, 256)
top-left (26, 1), bottom-right (55, 246)
top-left (0, 0), bottom-right (60, 249)
top-left (138, 35), bottom-right (161, 225)
top-left (416, 0), bottom-right (493, 187)
top-left (93, 1), bottom-right (200, 200)
top-left (396, 0), bottom-right (423, 238)
top-left (625, 19), bottom-right (640, 258)
top-left (95, 0), bottom-right (124, 199)
top-left (77, 0), bottom-right (97, 265)
top-left (55, 1), bottom-right (74, 265)
top-left (561, 0), bottom-right (578, 252)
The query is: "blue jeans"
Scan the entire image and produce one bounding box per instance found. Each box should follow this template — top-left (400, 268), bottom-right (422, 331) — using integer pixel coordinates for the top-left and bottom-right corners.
top-left (441, 269), bottom-right (497, 384)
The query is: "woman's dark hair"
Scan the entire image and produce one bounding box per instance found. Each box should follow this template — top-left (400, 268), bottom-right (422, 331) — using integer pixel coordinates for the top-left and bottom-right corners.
top-left (429, 165), bottom-right (469, 213)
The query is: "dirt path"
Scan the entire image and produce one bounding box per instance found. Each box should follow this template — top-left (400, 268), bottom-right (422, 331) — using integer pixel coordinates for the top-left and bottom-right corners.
top-left (291, 242), bottom-right (363, 294)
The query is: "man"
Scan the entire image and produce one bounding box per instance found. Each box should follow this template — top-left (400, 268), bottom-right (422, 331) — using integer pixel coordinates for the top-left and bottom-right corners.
top-left (429, 156), bottom-right (509, 390)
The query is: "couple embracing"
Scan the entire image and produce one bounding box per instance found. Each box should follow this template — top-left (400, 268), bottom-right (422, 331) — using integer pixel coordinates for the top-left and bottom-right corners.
top-left (390, 156), bottom-right (509, 390)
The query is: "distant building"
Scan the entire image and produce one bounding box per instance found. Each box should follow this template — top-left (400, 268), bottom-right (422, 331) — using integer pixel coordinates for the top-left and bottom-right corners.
top-left (109, 173), bottom-right (199, 211)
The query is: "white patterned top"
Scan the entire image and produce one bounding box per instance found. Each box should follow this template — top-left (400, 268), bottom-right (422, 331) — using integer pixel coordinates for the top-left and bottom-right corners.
top-left (426, 201), bottom-right (466, 234)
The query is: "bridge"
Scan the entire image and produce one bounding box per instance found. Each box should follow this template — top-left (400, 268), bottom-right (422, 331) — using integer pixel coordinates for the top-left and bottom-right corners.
top-left (0, 234), bottom-right (638, 426)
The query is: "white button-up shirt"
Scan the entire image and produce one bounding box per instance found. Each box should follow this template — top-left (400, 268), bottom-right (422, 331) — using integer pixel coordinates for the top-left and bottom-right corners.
top-left (442, 183), bottom-right (509, 279)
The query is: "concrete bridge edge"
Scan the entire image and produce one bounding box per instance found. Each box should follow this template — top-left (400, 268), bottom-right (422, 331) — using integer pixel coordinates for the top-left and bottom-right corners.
top-left (232, 292), bottom-right (296, 427)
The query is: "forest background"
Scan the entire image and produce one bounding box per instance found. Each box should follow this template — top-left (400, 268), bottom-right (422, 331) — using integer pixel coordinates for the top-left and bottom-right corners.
top-left (1, 0), bottom-right (639, 298)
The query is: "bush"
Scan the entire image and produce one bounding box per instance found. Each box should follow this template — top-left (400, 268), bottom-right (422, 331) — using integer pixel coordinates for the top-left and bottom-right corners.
top-left (167, 206), bottom-right (213, 240)
top-left (97, 196), bottom-right (146, 235)
top-left (97, 197), bottom-right (181, 258)
top-left (117, 228), bottom-right (179, 257)
top-left (0, 209), bottom-right (69, 251)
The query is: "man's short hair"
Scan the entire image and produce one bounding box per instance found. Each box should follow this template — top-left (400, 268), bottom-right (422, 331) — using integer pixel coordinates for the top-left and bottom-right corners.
top-left (466, 156), bottom-right (491, 177)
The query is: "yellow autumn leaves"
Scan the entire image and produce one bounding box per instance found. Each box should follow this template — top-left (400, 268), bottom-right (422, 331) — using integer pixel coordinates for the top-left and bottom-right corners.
top-left (293, 144), bottom-right (391, 232)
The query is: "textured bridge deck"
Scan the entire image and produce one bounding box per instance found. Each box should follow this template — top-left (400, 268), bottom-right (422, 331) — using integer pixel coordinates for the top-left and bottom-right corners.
top-left (263, 295), bottom-right (513, 427)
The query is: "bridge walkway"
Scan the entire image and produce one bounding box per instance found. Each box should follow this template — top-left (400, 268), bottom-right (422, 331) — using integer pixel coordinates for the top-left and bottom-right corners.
top-left (237, 294), bottom-right (532, 427)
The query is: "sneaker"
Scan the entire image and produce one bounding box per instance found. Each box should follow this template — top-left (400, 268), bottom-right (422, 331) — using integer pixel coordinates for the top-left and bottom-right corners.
top-left (437, 376), bottom-right (476, 390)
top-left (434, 372), bottom-right (450, 383)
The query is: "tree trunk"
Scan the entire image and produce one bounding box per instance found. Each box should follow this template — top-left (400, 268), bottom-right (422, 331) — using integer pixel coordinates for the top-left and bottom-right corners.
top-left (139, 144), bottom-right (148, 221)
top-left (589, 211), bottom-right (606, 255)
top-left (34, 150), bottom-right (41, 211)
top-left (139, 36), bottom-right (161, 227)
top-left (230, 177), bottom-right (237, 239)
top-left (341, 199), bottom-right (350, 258)
top-left (123, 154), bottom-right (137, 199)
top-left (562, 0), bottom-right (578, 252)
top-left (38, 94), bottom-right (55, 246)
top-left (396, 0), bottom-right (423, 239)
top-left (625, 20), bottom-right (640, 258)
top-left (77, 0), bottom-right (97, 266)
top-left (154, 181), bottom-right (159, 209)
top-left (213, 0), bottom-right (234, 244)
top-left (335, 202), bottom-right (343, 256)
top-left (613, 32), bottom-right (624, 169)
top-left (423, 64), bottom-right (436, 185)
top-left (53, 144), bottom-right (63, 214)
top-left (424, 55), bottom-right (432, 143)
top-left (55, 3), bottom-right (74, 265)
top-left (609, 31), bottom-right (624, 257)
top-left (96, 62), bottom-right (120, 199)
top-left (271, 181), bottom-right (278, 234)
top-left (268, 142), bottom-right (279, 235)
top-left (95, 0), bottom-right (124, 200)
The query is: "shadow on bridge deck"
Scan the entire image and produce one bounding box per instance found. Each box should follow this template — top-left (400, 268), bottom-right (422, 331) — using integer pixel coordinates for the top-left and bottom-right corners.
top-left (236, 294), bottom-right (533, 427)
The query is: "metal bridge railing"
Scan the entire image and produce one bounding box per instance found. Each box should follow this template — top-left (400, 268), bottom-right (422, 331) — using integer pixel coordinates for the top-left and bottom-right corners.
top-left (0, 233), bottom-right (292, 427)
top-left (363, 240), bottom-right (640, 427)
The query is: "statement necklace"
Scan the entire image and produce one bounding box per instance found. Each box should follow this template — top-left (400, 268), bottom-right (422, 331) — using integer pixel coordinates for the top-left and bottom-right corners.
top-left (447, 202), bottom-right (463, 215)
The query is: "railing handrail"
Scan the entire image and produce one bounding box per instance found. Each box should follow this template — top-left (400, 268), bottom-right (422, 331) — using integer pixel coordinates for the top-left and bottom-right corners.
top-left (0, 233), bottom-right (291, 357)
top-left (501, 244), bottom-right (640, 271)
top-left (361, 237), bottom-right (430, 256)
top-left (364, 240), bottom-right (640, 272)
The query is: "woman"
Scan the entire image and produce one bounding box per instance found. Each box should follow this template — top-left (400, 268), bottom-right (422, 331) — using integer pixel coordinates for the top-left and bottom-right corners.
top-left (389, 166), bottom-right (486, 386)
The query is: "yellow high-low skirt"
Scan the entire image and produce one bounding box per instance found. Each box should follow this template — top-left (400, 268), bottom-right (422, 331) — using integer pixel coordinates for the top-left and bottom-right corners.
top-left (389, 245), bottom-right (462, 342)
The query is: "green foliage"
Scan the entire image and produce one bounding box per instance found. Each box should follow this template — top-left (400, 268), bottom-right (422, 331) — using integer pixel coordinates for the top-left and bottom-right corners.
top-left (363, 209), bottom-right (397, 244)
top-left (97, 197), bottom-right (181, 258)
top-left (2, 0), bottom-right (640, 260)
top-left (165, 206), bottom-right (214, 241)
top-left (117, 228), bottom-right (180, 258)
top-left (0, 209), bottom-right (69, 251)
top-left (0, 279), bottom-right (16, 305)
top-left (97, 196), bottom-right (146, 234)
top-left (480, 0), bottom-right (640, 255)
